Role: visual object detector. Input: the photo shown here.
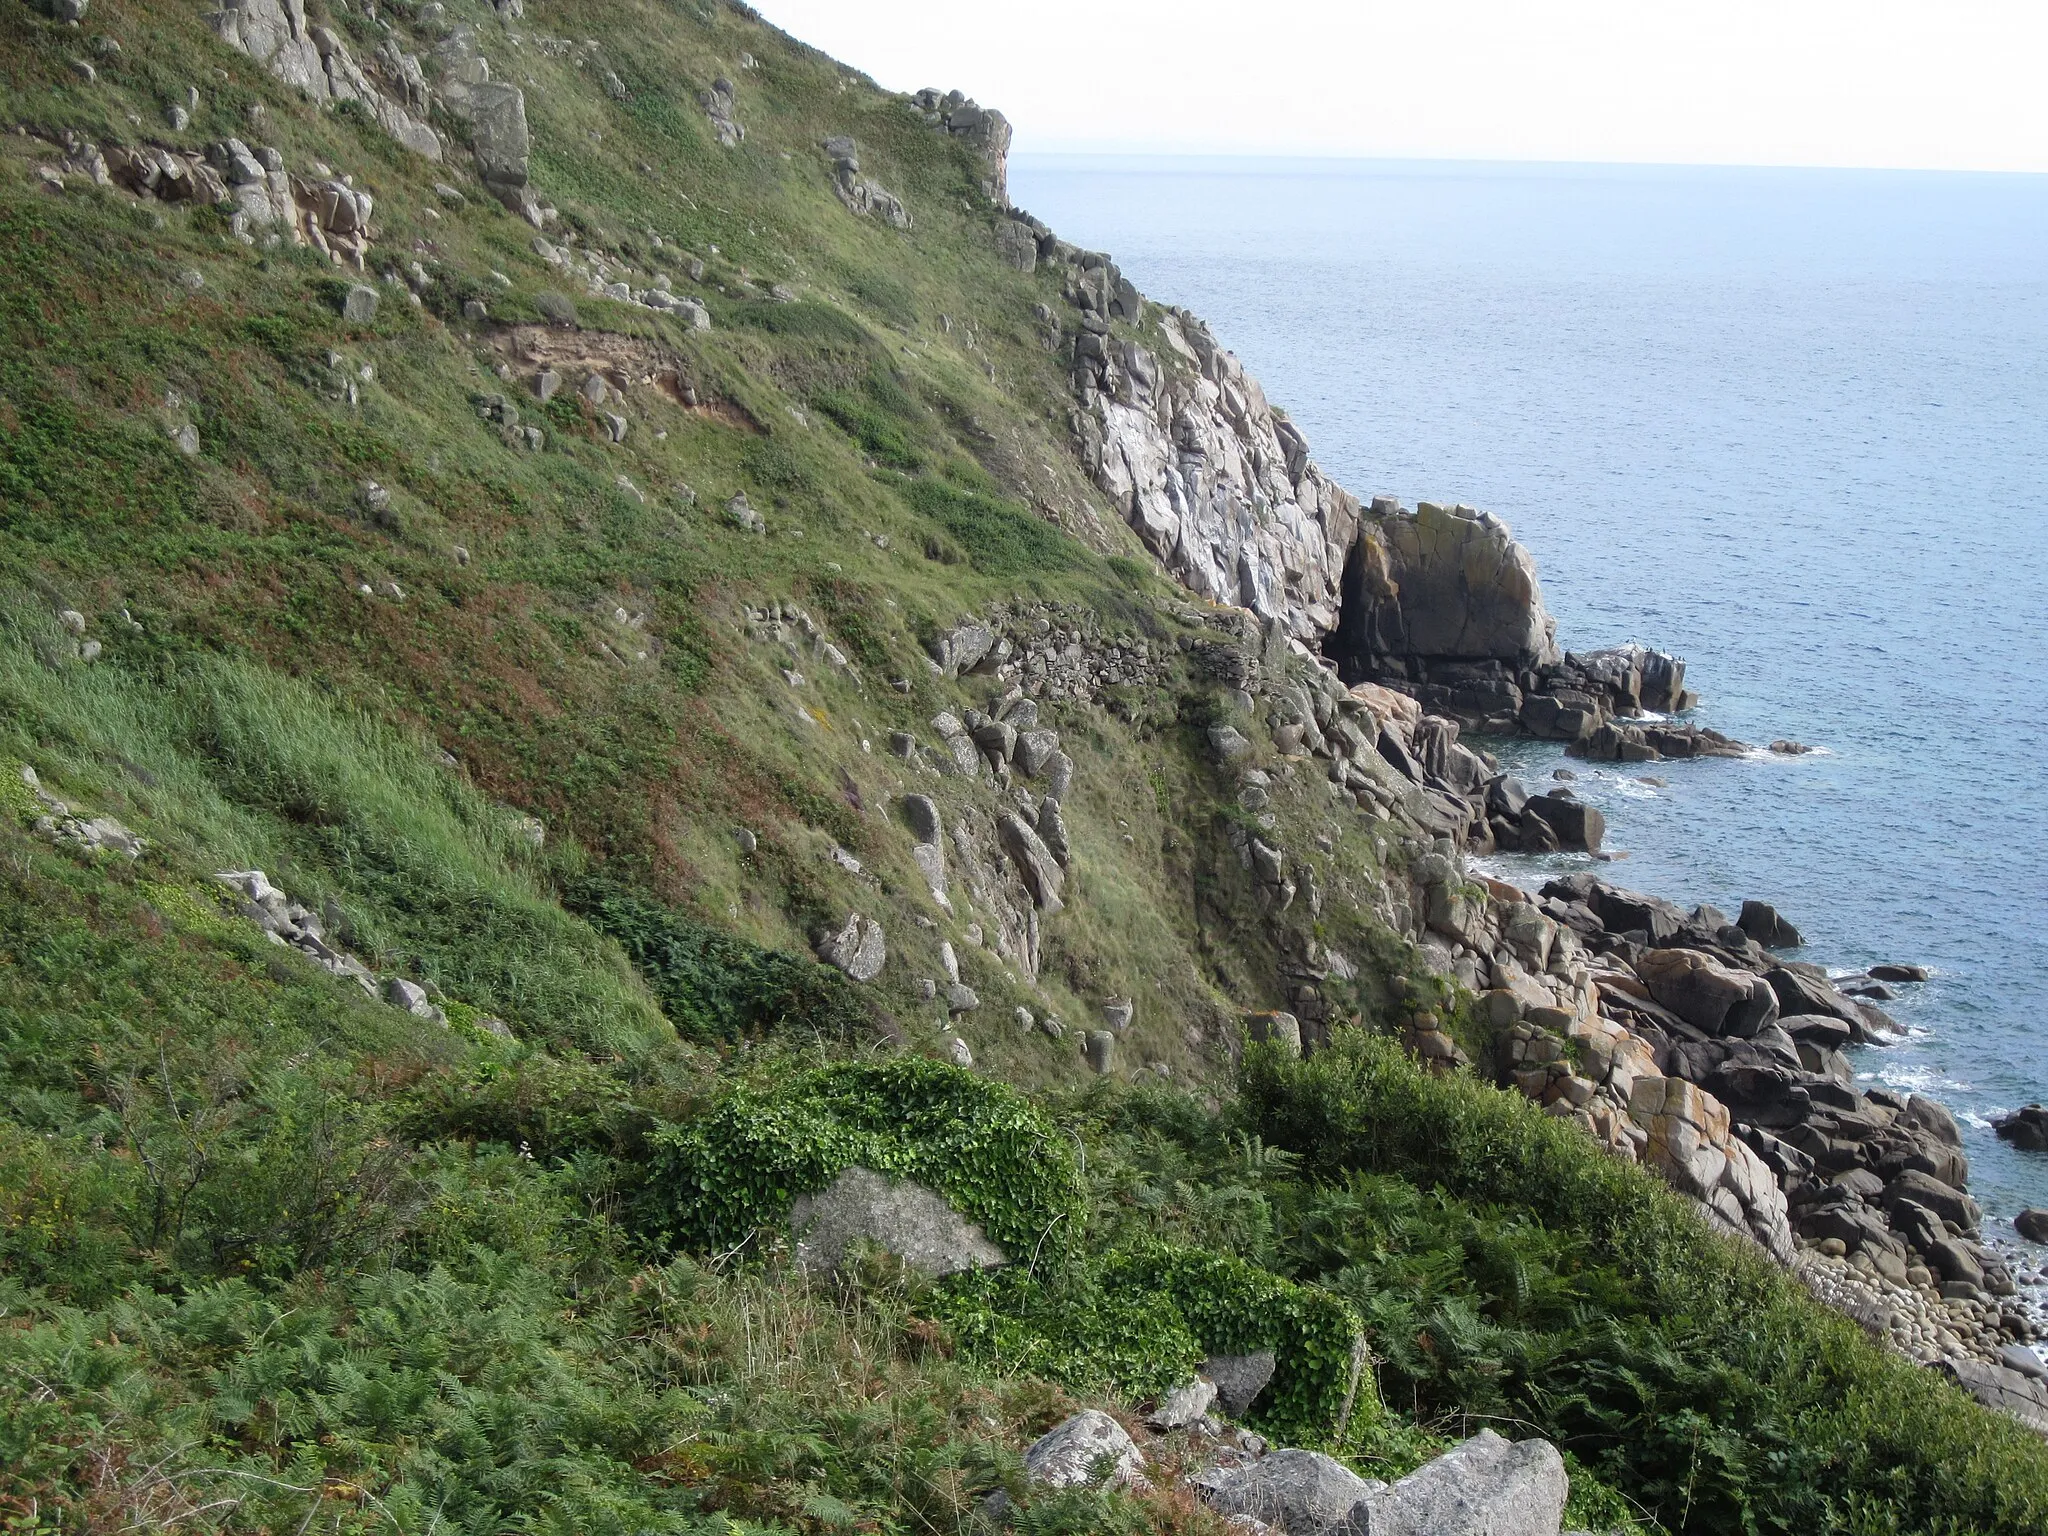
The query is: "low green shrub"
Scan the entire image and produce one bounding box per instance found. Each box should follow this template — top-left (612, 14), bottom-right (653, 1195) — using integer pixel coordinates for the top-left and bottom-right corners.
top-left (1238, 1033), bottom-right (2048, 1534)
top-left (569, 878), bottom-right (879, 1043)
top-left (728, 298), bottom-right (870, 345)
top-left (644, 1058), bottom-right (1085, 1260)
top-left (930, 1238), bottom-right (1375, 1448)
top-left (928, 1264), bottom-right (1203, 1401)
top-left (817, 383), bottom-right (925, 470)
top-left (1106, 1241), bottom-right (1378, 1446)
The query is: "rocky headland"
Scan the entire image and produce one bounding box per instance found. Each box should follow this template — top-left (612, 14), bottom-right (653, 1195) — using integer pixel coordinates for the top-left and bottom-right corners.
top-left (969, 160), bottom-right (2048, 1431)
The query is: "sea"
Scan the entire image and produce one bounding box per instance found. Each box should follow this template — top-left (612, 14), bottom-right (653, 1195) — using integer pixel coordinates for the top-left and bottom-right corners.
top-left (1009, 154), bottom-right (2048, 1255)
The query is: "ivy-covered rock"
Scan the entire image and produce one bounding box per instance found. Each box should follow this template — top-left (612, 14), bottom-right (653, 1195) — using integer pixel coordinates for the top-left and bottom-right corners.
top-left (644, 1057), bottom-right (1084, 1260)
top-left (1106, 1241), bottom-right (1379, 1447)
top-left (930, 1239), bottom-right (1379, 1449)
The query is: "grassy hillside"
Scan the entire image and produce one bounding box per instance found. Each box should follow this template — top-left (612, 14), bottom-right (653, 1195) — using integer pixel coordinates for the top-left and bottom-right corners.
top-left (2, 2), bottom-right (2046, 1532)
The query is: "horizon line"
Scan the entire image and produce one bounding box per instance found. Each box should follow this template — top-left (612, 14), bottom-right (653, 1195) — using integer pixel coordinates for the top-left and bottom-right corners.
top-left (1010, 147), bottom-right (2048, 180)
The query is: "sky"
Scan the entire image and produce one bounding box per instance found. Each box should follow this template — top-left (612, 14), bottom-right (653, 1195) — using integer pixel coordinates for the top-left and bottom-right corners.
top-left (748, 0), bottom-right (2048, 173)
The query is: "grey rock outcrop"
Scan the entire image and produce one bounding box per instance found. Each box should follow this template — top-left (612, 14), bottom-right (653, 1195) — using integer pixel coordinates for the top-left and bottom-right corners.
top-left (817, 912), bottom-right (886, 982)
top-left (788, 1166), bottom-right (1004, 1277)
top-left (915, 89), bottom-right (1012, 205)
top-left (700, 77), bottom-right (743, 147)
top-left (822, 136), bottom-right (911, 229)
top-left (928, 622), bottom-right (996, 677)
top-left (1148, 1377), bottom-right (1219, 1430)
top-left (1329, 502), bottom-right (1560, 675)
top-left (23, 766), bottom-right (145, 860)
top-left (998, 812), bottom-right (1065, 913)
top-left (1023, 1410), bottom-right (1143, 1490)
top-left (903, 794), bottom-right (943, 845)
top-left (995, 218), bottom-right (1040, 272)
top-left (210, 0), bottom-right (441, 160)
top-left (1201, 1350), bottom-right (1277, 1417)
top-left (1081, 306), bottom-right (1359, 640)
top-left (470, 82), bottom-right (546, 224)
top-left (1194, 1449), bottom-right (1381, 1536)
top-left (1940, 1358), bottom-right (2048, 1438)
top-left (1193, 1432), bottom-right (1567, 1536)
top-left (1365, 1430), bottom-right (1568, 1536)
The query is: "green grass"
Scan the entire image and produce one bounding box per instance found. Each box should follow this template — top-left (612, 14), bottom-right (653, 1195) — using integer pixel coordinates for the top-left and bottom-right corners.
top-left (0, 2), bottom-right (2043, 1533)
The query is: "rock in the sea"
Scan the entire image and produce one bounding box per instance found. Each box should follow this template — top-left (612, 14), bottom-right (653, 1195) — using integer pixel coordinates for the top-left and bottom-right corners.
top-left (1765, 966), bottom-right (1862, 1027)
top-left (1520, 791), bottom-right (1605, 854)
top-left (1023, 1410), bottom-right (1143, 1490)
top-left (789, 1166), bottom-right (1004, 1277)
top-left (1201, 1349), bottom-right (1277, 1417)
top-left (1328, 501), bottom-right (1562, 677)
top-left (1738, 899), bottom-right (1804, 949)
top-left (1194, 1448), bottom-right (1382, 1536)
top-left (1366, 1430), bottom-right (1569, 1536)
top-left (1994, 1105), bottom-right (2048, 1153)
top-left (2016, 1208), bottom-right (2048, 1244)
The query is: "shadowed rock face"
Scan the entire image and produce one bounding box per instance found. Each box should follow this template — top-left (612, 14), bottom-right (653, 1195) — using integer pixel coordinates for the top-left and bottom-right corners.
top-left (1326, 501), bottom-right (1562, 680)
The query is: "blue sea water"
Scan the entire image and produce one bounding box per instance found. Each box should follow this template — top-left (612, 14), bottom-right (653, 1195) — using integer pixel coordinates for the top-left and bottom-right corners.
top-left (1010, 155), bottom-right (2048, 1247)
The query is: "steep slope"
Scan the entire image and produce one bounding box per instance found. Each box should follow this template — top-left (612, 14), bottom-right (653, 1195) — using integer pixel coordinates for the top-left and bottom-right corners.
top-left (2, 3), bottom-right (2047, 1533)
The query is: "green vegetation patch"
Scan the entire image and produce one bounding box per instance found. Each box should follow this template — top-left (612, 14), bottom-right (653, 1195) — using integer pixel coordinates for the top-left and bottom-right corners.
top-left (933, 1239), bottom-right (1377, 1449)
top-left (645, 1057), bottom-right (1084, 1260)
top-left (901, 477), bottom-right (1086, 578)
top-left (1240, 1033), bottom-right (2048, 1534)
top-left (570, 877), bottom-right (880, 1044)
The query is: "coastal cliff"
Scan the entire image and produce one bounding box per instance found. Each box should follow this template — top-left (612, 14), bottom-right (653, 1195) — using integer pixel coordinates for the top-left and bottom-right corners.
top-left (1, 0), bottom-right (2045, 1529)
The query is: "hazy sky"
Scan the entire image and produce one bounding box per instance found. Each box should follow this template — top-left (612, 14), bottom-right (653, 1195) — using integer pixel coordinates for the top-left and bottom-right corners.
top-left (749, 1), bottom-right (2048, 173)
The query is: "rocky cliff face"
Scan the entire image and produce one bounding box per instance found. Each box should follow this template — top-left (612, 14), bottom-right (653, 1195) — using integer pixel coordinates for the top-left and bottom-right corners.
top-left (1070, 300), bottom-right (1361, 643)
top-left (211, 0), bottom-right (442, 160)
top-left (1039, 238), bottom-right (1711, 760)
top-left (1008, 134), bottom-right (2047, 1393)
